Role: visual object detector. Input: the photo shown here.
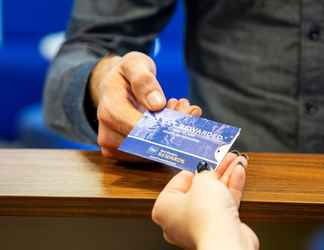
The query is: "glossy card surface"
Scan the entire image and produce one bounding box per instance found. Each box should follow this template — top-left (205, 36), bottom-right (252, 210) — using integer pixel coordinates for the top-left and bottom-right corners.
top-left (119, 109), bottom-right (240, 172)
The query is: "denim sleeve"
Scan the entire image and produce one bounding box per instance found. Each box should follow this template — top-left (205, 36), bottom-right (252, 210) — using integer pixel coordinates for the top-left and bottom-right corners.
top-left (43, 0), bottom-right (176, 145)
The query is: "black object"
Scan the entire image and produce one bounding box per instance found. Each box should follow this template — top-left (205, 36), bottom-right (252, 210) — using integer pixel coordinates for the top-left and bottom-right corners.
top-left (196, 161), bottom-right (212, 173)
top-left (305, 102), bottom-right (319, 115)
top-left (308, 24), bottom-right (321, 41)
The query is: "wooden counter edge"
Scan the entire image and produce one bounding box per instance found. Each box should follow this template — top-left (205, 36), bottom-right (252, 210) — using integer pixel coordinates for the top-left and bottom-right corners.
top-left (0, 196), bottom-right (324, 222)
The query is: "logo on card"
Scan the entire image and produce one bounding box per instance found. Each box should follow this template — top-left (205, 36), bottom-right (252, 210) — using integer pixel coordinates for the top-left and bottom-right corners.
top-left (147, 146), bottom-right (160, 155)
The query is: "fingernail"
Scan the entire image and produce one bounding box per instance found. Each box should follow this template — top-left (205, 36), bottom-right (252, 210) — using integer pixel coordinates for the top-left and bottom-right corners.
top-left (241, 153), bottom-right (249, 161)
top-left (196, 161), bottom-right (212, 173)
top-left (230, 150), bottom-right (241, 156)
top-left (237, 156), bottom-right (248, 168)
top-left (190, 108), bottom-right (201, 116)
top-left (231, 163), bottom-right (246, 191)
top-left (147, 90), bottom-right (165, 109)
top-left (237, 161), bottom-right (245, 168)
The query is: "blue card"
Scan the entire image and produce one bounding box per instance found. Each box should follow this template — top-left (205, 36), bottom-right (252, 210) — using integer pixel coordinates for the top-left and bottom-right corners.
top-left (119, 108), bottom-right (241, 172)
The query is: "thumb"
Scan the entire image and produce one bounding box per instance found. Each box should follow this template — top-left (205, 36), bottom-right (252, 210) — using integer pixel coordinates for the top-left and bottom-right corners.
top-left (161, 170), bottom-right (194, 195)
top-left (120, 52), bottom-right (166, 111)
top-left (152, 171), bottom-right (193, 225)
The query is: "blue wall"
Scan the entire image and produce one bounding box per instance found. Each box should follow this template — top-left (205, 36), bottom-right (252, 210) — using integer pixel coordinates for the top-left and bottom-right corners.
top-left (0, 1), bottom-right (73, 140)
top-left (0, 0), bottom-right (188, 146)
top-left (4, 0), bottom-right (72, 42)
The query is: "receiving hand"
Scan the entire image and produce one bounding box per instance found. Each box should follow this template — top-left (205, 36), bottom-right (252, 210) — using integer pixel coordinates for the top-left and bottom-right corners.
top-left (152, 153), bottom-right (259, 250)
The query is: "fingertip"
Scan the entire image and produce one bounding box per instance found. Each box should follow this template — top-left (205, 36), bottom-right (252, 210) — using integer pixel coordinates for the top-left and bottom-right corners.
top-left (189, 106), bottom-right (202, 117)
top-left (229, 163), bottom-right (246, 192)
top-left (216, 152), bottom-right (238, 177)
top-left (179, 98), bottom-right (190, 105)
top-left (178, 170), bottom-right (195, 180)
top-left (146, 90), bottom-right (166, 111)
top-left (230, 150), bottom-right (241, 156)
top-left (163, 170), bottom-right (194, 193)
top-left (237, 156), bottom-right (248, 169)
top-left (167, 98), bottom-right (178, 109)
top-left (241, 153), bottom-right (249, 161)
top-left (175, 98), bottom-right (190, 111)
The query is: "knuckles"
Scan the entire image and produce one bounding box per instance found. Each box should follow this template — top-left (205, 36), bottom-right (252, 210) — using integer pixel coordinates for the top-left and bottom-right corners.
top-left (97, 132), bottom-right (119, 149)
top-left (97, 97), bottom-right (119, 128)
top-left (123, 51), bottom-right (154, 65)
top-left (97, 102), bottom-right (110, 124)
top-left (120, 51), bottom-right (156, 75)
top-left (123, 51), bottom-right (147, 61)
top-left (97, 105), bottom-right (118, 142)
top-left (97, 101), bottom-right (130, 138)
top-left (132, 72), bottom-right (156, 90)
top-left (101, 148), bottom-right (112, 158)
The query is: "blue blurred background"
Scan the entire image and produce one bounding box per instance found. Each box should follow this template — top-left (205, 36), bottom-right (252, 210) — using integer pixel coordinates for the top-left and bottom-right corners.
top-left (0, 0), bottom-right (188, 149)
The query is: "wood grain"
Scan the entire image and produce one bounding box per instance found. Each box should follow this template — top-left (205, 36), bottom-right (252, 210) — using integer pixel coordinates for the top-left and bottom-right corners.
top-left (0, 150), bottom-right (324, 222)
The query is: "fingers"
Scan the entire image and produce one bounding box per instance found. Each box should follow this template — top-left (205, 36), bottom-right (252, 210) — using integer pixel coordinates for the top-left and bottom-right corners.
top-left (220, 155), bottom-right (247, 185)
top-left (97, 73), bottom-right (143, 136)
top-left (98, 123), bottom-right (124, 149)
top-left (176, 98), bottom-right (190, 110)
top-left (166, 98), bottom-right (178, 109)
top-left (215, 152), bottom-right (239, 177)
top-left (97, 99), bottom-right (142, 136)
top-left (228, 163), bottom-right (246, 207)
top-left (97, 98), bottom-right (146, 161)
top-left (196, 152), bottom-right (248, 207)
top-left (220, 155), bottom-right (248, 207)
top-left (98, 123), bottom-right (147, 162)
top-left (189, 105), bottom-right (203, 116)
top-left (98, 95), bottom-right (202, 160)
top-left (167, 98), bottom-right (202, 117)
top-left (120, 52), bottom-right (166, 111)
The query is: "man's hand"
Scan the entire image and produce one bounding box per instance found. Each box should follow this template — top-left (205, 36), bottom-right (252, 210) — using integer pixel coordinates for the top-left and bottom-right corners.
top-left (152, 153), bottom-right (259, 250)
top-left (90, 52), bottom-right (202, 161)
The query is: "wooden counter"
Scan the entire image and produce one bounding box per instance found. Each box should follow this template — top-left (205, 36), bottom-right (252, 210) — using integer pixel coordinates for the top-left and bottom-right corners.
top-left (0, 150), bottom-right (324, 222)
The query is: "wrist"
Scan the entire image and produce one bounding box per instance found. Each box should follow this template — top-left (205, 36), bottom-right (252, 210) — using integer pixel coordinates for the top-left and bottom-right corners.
top-left (89, 54), bottom-right (122, 106)
top-left (195, 221), bottom-right (244, 250)
top-left (197, 239), bottom-right (243, 250)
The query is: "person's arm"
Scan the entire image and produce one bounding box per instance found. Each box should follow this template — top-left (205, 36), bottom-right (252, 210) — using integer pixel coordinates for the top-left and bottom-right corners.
top-left (43, 0), bottom-right (178, 145)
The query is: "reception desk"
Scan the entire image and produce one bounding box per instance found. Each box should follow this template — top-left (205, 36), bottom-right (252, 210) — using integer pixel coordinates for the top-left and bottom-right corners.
top-left (0, 149), bottom-right (324, 222)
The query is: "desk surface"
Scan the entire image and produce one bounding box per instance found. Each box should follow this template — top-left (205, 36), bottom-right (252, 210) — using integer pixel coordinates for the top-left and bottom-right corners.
top-left (0, 149), bottom-right (324, 222)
